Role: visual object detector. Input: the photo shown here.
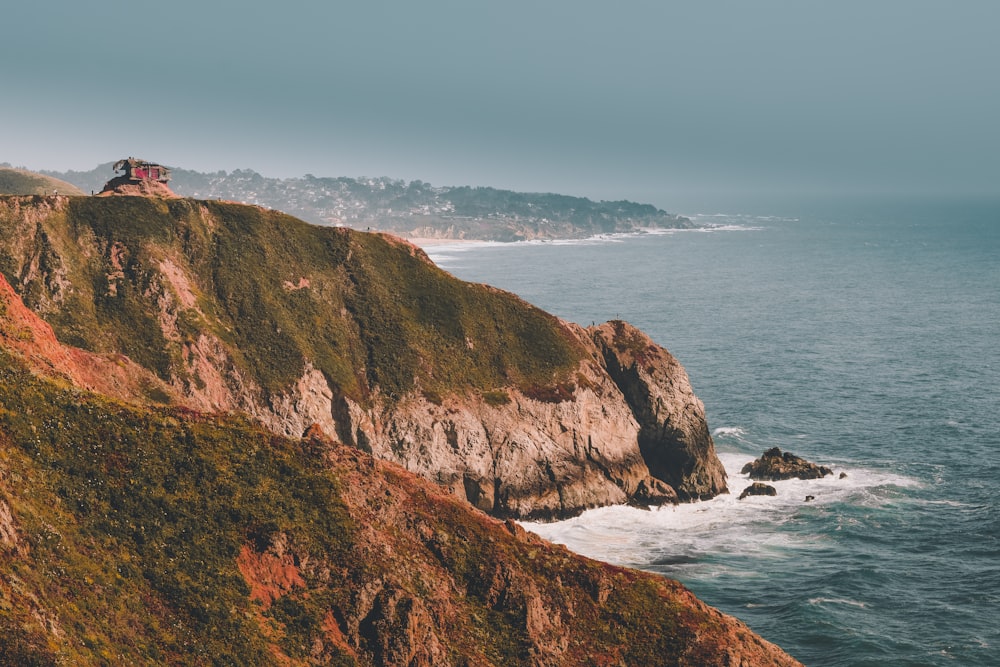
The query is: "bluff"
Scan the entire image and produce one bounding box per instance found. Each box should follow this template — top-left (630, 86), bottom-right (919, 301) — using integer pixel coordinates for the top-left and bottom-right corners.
top-left (0, 194), bottom-right (726, 519)
top-left (0, 349), bottom-right (798, 665)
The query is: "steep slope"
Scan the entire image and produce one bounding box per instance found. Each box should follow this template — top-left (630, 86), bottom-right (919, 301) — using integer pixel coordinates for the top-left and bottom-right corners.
top-left (0, 352), bottom-right (800, 666)
top-left (0, 167), bottom-right (85, 197)
top-left (0, 269), bottom-right (177, 404)
top-left (0, 194), bottom-right (726, 518)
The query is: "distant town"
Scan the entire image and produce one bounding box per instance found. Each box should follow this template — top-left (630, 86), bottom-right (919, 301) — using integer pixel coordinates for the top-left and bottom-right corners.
top-left (44, 162), bottom-right (692, 241)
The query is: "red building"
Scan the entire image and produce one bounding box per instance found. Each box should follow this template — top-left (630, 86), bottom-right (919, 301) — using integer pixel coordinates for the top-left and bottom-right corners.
top-left (113, 158), bottom-right (171, 183)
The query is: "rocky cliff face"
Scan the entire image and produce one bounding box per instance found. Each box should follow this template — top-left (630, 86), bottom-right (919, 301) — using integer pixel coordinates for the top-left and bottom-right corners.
top-left (591, 320), bottom-right (728, 501)
top-left (0, 195), bottom-right (726, 518)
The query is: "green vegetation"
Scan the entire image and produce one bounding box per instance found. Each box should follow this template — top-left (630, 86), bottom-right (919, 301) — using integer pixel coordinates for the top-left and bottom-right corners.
top-left (481, 390), bottom-right (511, 407)
top-left (0, 196), bottom-right (584, 403)
top-left (339, 229), bottom-right (582, 400)
top-left (0, 167), bottom-right (85, 196)
top-left (0, 352), bottom-right (354, 664)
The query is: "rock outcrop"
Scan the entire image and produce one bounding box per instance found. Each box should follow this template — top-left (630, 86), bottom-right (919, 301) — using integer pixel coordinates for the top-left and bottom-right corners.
top-left (741, 447), bottom-right (834, 481)
top-left (591, 320), bottom-right (728, 501)
top-left (0, 195), bottom-right (728, 519)
top-left (341, 335), bottom-right (684, 519)
top-left (739, 482), bottom-right (778, 500)
top-left (97, 175), bottom-right (179, 198)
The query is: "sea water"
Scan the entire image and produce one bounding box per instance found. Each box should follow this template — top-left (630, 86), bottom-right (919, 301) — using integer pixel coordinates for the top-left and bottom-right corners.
top-left (424, 195), bottom-right (1000, 666)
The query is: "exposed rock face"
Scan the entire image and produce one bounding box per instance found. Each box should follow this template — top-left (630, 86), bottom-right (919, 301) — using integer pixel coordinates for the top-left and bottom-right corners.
top-left (741, 447), bottom-right (834, 481)
top-left (97, 175), bottom-right (179, 198)
top-left (591, 320), bottom-right (728, 501)
top-left (0, 272), bottom-right (177, 405)
top-left (0, 496), bottom-right (23, 554)
top-left (344, 347), bottom-right (679, 519)
top-left (739, 482), bottom-right (778, 500)
top-left (0, 195), bottom-right (729, 519)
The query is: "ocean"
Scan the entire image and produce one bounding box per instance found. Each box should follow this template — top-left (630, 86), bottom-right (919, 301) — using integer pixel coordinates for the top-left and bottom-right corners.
top-left (424, 195), bottom-right (1000, 666)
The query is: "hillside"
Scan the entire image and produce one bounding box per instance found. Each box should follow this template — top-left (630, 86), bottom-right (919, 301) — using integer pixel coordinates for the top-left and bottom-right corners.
top-left (0, 192), bottom-right (802, 665)
top-left (0, 194), bottom-right (726, 519)
top-left (0, 166), bottom-right (85, 196)
top-left (0, 347), bottom-right (799, 665)
top-left (45, 163), bottom-right (692, 240)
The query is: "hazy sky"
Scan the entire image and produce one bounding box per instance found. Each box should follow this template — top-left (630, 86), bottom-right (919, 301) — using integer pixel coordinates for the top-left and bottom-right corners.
top-left (3, 1), bottom-right (998, 209)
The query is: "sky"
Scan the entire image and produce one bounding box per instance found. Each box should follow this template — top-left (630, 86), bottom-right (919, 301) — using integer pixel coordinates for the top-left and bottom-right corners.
top-left (3, 1), bottom-right (998, 210)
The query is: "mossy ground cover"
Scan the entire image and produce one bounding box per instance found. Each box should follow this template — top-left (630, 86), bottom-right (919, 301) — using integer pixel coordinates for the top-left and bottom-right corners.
top-left (341, 230), bottom-right (583, 400)
top-left (0, 353), bottom-right (354, 665)
top-left (9, 197), bottom-right (584, 403)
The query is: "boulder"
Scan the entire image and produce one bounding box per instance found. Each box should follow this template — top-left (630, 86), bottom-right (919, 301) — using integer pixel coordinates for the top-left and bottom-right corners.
top-left (740, 447), bottom-right (833, 481)
top-left (738, 482), bottom-right (777, 500)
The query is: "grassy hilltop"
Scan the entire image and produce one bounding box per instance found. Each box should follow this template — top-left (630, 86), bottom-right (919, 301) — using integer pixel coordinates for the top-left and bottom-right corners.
top-left (0, 166), bottom-right (85, 196)
top-left (0, 195), bottom-right (582, 404)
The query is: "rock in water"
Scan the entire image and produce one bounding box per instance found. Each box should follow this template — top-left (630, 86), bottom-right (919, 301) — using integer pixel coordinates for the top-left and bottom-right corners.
top-left (741, 447), bottom-right (833, 481)
top-left (739, 482), bottom-right (778, 500)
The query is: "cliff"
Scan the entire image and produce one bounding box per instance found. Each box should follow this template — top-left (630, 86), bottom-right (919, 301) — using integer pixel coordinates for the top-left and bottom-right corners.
top-left (0, 193), bottom-right (803, 664)
top-left (0, 353), bottom-right (799, 665)
top-left (0, 195), bottom-right (726, 519)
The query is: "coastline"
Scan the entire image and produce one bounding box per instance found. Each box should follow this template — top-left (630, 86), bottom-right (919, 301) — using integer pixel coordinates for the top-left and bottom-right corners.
top-left (406, 237), bottom-right (487, 248)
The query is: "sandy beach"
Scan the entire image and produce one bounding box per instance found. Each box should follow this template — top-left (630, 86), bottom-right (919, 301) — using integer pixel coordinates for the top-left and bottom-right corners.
top-left (406, 237), bottom-right (492, 248)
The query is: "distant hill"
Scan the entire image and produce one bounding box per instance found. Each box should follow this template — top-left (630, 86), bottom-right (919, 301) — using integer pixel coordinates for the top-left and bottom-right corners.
top-left (0, 165), bottom-right (85, 196)
top-left (45, 163), bottom-right (692, 241)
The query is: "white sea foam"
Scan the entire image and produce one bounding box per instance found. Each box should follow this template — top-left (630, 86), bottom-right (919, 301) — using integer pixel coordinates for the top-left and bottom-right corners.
top-left (424, 222), bottom-right (766, 266)
top-left (522, 449), bottom-right (922, 572)
top-left (421, 240), bottom-right (506, 266)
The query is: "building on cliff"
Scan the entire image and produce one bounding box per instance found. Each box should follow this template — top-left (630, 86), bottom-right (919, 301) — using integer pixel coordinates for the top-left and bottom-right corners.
top-left (112, 157), bottom-right (171, 183)
top-left (98, 158), bottom-right (177, 197)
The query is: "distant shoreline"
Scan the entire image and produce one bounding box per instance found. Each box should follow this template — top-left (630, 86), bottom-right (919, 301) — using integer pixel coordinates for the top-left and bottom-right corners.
top-left (407, 237), bottom-right (487, 248)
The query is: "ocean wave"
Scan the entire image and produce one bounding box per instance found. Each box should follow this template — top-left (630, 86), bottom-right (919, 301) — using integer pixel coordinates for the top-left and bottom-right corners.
top-left (687, 213), bottom-right (798, 223)
top-left (420, 240), bottom-right (508, 265)
top-left (424, 223), bottom-right (767, 264)
top-left (522, 452), bottom-right (923, 571)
